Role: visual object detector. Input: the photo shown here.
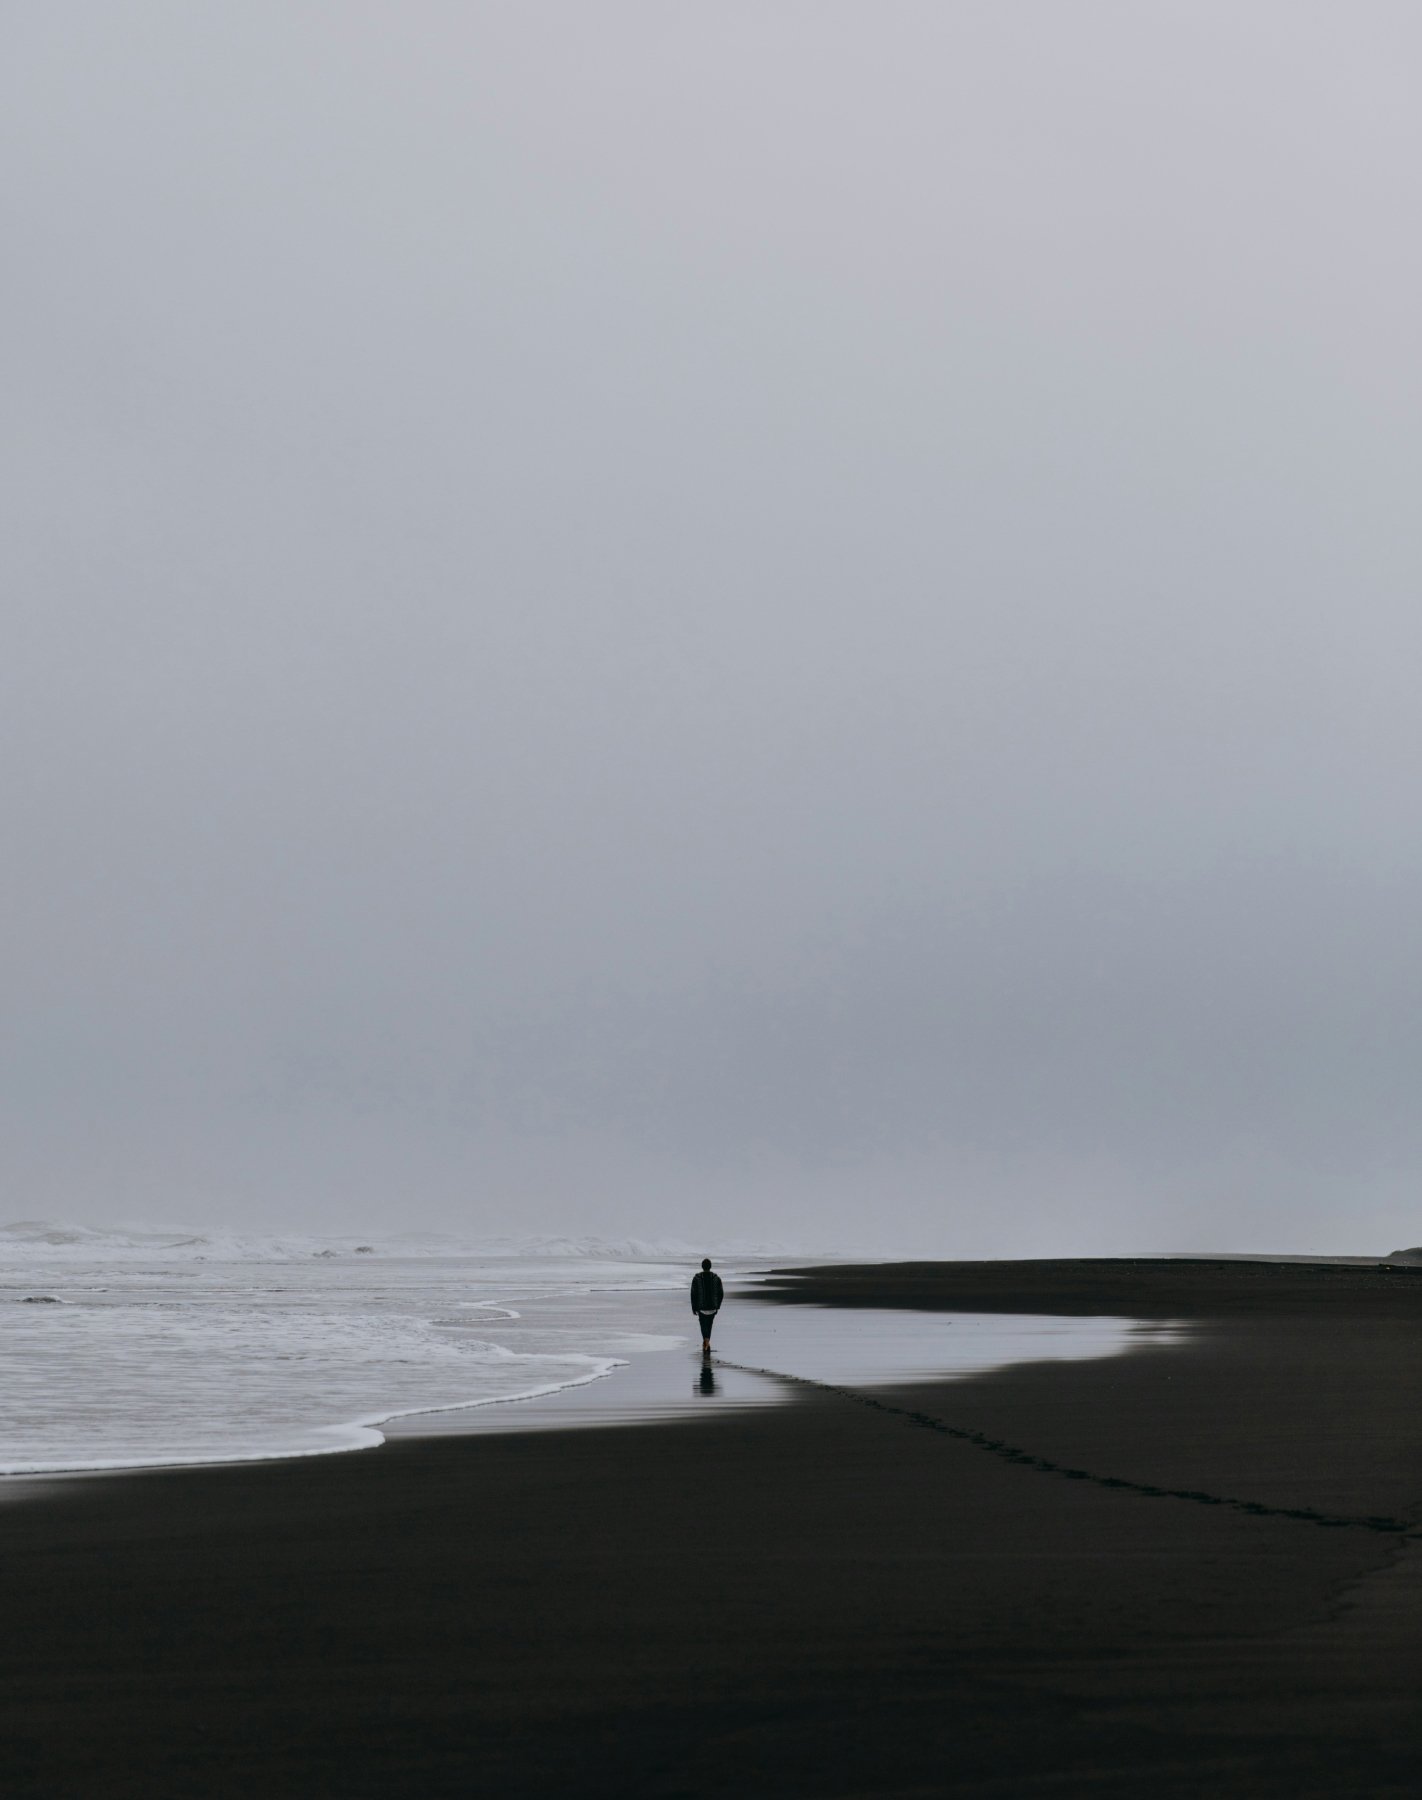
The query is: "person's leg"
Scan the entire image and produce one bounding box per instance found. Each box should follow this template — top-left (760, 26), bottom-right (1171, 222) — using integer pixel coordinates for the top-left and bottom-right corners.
top-left (699, 1312), bottom-right (715, 1347)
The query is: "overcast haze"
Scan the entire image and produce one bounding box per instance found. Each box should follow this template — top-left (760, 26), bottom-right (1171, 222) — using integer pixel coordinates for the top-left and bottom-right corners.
top-left (4, 5), bottom-right (1420, 1254)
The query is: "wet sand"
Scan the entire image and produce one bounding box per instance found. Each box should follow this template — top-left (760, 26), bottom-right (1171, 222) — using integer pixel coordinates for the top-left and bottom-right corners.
top-left (2, 1258), bottom-right (1420, 1796)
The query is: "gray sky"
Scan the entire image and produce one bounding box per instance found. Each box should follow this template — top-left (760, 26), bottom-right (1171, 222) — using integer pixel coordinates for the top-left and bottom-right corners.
top-left (4, 4), bottom-right (1420, 1254)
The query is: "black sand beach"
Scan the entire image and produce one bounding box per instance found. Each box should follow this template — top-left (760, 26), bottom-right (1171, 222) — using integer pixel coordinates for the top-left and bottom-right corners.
top-left (3, 1259), bottom-right (1420, 1797)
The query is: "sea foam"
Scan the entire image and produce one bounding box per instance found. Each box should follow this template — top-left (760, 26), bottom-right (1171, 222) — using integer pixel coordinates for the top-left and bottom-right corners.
top-left (0, 1233), bottom-right (693, 1476)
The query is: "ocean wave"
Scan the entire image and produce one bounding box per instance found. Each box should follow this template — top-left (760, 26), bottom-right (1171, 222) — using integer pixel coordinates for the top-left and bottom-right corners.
top-left (0, 1219), bottom-right (812, 1265)
top-left (0, 1352), bottom-right (625, 1478)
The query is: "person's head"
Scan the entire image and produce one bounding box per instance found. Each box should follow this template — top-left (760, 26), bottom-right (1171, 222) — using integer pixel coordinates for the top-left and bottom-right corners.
top-left (701, 1258), bottom-right (712, 1271)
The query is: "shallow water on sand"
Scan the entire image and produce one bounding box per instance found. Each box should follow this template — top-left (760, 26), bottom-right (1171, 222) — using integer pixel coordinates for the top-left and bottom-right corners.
top-left (387, 1287), bottom-right (1176, 1437)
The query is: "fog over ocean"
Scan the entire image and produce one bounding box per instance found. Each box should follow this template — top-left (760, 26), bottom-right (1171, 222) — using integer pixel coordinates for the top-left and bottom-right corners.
top-left (4, 7), bottom-right (1420, 1257)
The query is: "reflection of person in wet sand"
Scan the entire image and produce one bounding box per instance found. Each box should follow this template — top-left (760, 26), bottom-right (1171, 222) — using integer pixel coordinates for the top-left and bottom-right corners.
top-left (690, 1258), bottom-right (723, 1355)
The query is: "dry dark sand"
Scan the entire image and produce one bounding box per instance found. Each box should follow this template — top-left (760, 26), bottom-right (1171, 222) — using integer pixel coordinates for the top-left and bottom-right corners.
top-left (3, 1259), bottom-right (1420, 1797)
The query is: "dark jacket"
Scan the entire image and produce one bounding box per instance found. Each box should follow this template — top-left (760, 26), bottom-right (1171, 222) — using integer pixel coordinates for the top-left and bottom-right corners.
top-left (690, 1270), bottom-right (723, 1315)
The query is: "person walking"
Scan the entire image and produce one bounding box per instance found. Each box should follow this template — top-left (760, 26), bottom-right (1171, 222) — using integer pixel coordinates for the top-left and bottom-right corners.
top-left (690, 1258), bottom-right (723, 1355)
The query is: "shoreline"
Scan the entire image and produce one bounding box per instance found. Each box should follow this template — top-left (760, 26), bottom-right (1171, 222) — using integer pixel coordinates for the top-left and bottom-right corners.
top-left (3, 1258), bottom-right (1419, 1796)
top-left (0, 1267), bottom-right (1159, 1482)
top-left (755, 1252), bottom-right (1422, 1317)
